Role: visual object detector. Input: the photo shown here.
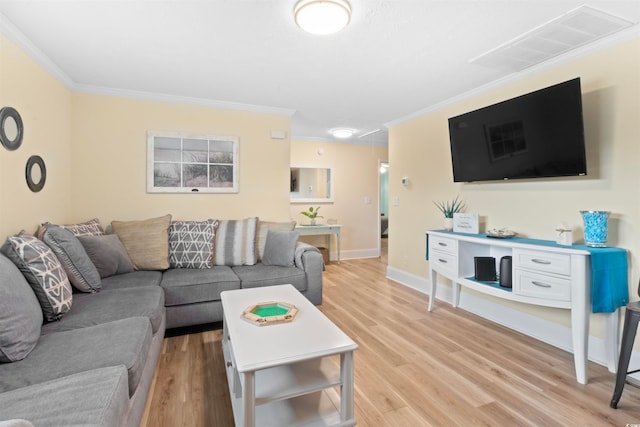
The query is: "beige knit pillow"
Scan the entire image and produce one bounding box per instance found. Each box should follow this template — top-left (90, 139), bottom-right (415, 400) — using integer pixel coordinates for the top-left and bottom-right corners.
top-left (111, 214), bottom-right (171, 270)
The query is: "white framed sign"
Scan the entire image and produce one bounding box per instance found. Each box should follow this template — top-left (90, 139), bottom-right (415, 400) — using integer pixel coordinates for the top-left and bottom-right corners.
top-left (453, 213), bottom-right (479, 234)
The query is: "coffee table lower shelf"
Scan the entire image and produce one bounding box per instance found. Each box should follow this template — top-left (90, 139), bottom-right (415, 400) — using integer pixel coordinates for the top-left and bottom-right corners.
top-left (222, 339), bottom-right (354, 427)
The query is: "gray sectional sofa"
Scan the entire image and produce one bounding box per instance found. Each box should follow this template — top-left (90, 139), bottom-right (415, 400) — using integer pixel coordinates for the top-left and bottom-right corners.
top-left (0, 216), bottom-right (324, 427)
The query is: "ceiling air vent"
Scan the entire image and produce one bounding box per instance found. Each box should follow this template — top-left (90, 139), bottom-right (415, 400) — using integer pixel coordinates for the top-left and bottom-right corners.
top-left (470, 5), bottom-right (636, 72)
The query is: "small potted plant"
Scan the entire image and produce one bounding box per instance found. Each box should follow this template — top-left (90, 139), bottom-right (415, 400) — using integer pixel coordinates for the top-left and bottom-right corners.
top-left (433, 196), bottom-right (465, 230)
top-left (300, 206), bottom-right (324, 225)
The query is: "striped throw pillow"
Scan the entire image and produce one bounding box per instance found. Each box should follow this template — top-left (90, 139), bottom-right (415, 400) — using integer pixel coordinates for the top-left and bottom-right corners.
top-left (212, 217), bottom-right (258, 266)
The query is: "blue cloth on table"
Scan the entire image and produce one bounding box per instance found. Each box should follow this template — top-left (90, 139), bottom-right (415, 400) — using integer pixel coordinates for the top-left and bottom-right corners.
top-left (586, 246), bottom-right (628, 313)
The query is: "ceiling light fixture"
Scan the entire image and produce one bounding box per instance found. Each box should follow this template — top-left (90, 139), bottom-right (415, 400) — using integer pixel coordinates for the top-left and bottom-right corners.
top-left (294, 0), bottom-right (352, 35)
top-left (331, 128), bottom-right (354, 139)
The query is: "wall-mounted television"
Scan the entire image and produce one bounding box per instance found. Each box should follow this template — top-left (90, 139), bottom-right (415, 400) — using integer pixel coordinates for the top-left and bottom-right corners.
top-left (448, 78), bottom-right (587, 183)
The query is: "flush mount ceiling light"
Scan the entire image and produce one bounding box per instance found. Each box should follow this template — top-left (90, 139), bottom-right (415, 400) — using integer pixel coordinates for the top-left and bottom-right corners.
top-left (331, 128), bottom-right (354, 138)
top-left (294, 0), bottom-right (352, 35)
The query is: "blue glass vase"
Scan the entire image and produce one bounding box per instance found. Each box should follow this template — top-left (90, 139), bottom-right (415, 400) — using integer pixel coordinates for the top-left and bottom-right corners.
top-left (580, 210), bottom-right (610, 247)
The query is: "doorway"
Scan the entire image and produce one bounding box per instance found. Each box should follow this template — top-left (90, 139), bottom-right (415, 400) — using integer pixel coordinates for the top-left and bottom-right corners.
top-left (379, 161), bottom-right (389, 260)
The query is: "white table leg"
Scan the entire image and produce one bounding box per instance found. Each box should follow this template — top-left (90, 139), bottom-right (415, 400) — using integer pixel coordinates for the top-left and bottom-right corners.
top-left (603, 310), bottom-right (621, 373)
top-left (452, 281), bottom-right (461, 308)
top-left (571, 282), bottom-right (590, 384)
top-left (428, 269), bottom-right (437, 311)
top-left (340, 351), bottom-right (354, 422)
top-left (243, 371), bottom-right (255, 427)
top-left (337, 230), bottom-right (341, 263)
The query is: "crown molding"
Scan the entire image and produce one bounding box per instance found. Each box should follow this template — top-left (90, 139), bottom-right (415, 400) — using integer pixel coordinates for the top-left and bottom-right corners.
top-left (73, 84), bottom-right (296, 116)
top-left (0, 12), bottom-right (75, 88)
top-left (385, 25), bottom-right (640, 129)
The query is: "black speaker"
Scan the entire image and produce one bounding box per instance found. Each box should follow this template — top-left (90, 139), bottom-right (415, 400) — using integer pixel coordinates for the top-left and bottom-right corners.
top-left (500, 256), bottom-right (513, 288)
top-left (474, 257), bottom-right (496, 282)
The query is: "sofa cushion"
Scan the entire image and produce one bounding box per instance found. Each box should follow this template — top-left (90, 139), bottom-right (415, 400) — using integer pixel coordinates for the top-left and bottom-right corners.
top-left (78, 234), bottom-right (135, 278)
top-left (232, 264), bottom-right (307, 292)
top-left (111, 214), bottom-right (171, 270)
top-left (0, 366), bottom-right (128, 427)
top-left (212, 217), bottom-right (258, 266)
top-left (256, 220), bottom-right (296, 261)
top-left (100, 270), bottom-right (163, 291)
top-left (41, 287), bottom-right (165, 335)
top-left (169, 219), bottom-right (217, 269)
top-left (0, 317), bottom-right (151, 397)
top-left (0, 254), bottom-right (42, 363)
top-left (161, 267), bottom-right (240, 306)
top-left (1, 233), bottom-right (73, 322)
top-left (262, 230), bottom-right (299, 267)
top-left (41, 225), bottom-right (101, 292)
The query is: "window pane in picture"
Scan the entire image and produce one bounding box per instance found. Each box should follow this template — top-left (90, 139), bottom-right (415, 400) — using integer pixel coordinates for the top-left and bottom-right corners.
top-left (154, 163), bottom-right (181, 187)
top-left (183, 138), bottom-right (208, 163)
top-left (209, 164), bottom-right (233, 187)
top-left (183, 163), bottom-right (208, 187)
top-left (209, 140), bottom-right (234, 164)
top-left (154, 137), bottom-right (181, 162)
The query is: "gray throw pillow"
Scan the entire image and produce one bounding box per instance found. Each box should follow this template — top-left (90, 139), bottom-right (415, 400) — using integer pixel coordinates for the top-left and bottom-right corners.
top-left (42, 225), bottom-right (101, 292)
top-left (0, 253), bottom-right (43, 362)
top-left (169, 219), bottom-right (217, 269)
top-left (212, 217), bottom-right (259, 266)
top-left (77, 235), bottom-right (135, 278)
top-left (261, 230), bottom-right (299, 267)
top-left (1, 232), bottom-right (73, 322)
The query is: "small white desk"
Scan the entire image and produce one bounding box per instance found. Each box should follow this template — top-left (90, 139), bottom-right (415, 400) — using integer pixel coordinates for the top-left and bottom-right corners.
top-left (296, 224), bottom-right (342, 262)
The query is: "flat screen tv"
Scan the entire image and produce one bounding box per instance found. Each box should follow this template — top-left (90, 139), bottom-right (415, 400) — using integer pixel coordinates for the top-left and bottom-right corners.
top-left (448, 78), bottom-right (587, 182)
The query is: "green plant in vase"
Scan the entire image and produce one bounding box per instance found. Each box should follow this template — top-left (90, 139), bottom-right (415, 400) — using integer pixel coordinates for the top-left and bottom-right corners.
top-left (300, 206), bottom-right (324, 225)
top-left (433, 196), bottom-right (465, 230)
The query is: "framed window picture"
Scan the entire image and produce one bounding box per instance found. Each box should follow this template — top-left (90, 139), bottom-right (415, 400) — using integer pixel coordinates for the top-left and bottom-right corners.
top-left (147, 132), bottom-right (238, 193)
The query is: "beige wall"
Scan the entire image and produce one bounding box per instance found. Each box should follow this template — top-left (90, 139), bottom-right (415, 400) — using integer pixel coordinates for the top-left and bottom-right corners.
top-left (70, 94), bottom-right (292, 225)
top-left (0, 33), bottom-right (73, 238)
top-left (389, 37), bottom-right (640, 331)
top-left (290, 139), bottom-right (388, 258)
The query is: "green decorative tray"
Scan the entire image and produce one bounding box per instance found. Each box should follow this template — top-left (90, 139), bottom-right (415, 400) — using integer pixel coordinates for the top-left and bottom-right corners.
top-left (241, 301), bottom-right (299, 326)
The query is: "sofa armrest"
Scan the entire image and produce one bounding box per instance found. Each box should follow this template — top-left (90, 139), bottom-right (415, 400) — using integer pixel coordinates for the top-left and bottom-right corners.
top-left (294, 242), bottom-right (324, 305)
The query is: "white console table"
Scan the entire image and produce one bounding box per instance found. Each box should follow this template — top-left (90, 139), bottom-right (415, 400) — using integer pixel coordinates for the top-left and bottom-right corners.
top-left (296, 224), bottom-right (342, 262)
top-left (426, 230), bottom-right (628, 385)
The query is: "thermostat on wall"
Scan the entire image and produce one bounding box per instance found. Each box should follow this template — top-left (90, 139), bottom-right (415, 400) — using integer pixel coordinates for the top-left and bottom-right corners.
top-left (401, 177), bottom-right (409, 186)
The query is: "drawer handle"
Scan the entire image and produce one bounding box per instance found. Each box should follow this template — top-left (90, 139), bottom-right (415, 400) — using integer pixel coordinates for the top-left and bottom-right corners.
top-left (438, 242), bottom-right (448, 247)
top-left (438, 258), bottom-right (448, 264)
top-left (531, 258), bottom-right (552, 265)
top-left (532, 281), bottom-right (552, 288)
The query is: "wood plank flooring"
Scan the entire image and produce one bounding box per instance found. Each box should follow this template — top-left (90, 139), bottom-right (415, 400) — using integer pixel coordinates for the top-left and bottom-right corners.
top-left (141, 247), bottom-right (640, 426)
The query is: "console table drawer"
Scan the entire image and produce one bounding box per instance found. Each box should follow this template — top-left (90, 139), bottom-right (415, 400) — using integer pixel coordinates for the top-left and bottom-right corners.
top-left (514, 249), bottom-right (571, 276)
top-left (430, 251), bottom-right (457, 277)
top-left (515, 270), bottom-right (571, 302)
top-left (430, 235), bottom-right (457, 255)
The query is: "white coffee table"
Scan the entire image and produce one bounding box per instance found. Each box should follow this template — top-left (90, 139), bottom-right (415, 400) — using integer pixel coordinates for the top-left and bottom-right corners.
top-left (221, 284), bottom-right (357, 427)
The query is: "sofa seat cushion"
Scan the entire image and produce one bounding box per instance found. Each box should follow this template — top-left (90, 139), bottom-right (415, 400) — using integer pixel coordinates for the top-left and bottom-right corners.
top-left (161, 267), bottom-right (240, 306)
top-left (232, 263), bottom-right (307, 292)
top-left (0, 366), bottom-right (128, 427)
top-left (100, 270), bottom-right (163, 291)
top-left (41, 287), bottom-right (165, 335)
top-left (0, 317), bottom-right (151, 397)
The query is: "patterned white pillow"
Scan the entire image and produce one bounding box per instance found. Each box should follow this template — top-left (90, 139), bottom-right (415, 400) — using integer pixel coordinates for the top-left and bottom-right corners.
top-left (1, 233), bottom-right (73, 321)
top-left (212, 217), bottom-right (259, 266)
top-left (169, 220), bottom-right (218, 269)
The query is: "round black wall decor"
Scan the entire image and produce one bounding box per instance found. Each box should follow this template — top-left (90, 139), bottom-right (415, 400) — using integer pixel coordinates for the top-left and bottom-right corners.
top-left (0, 106), bottom-right (24, 151)
top-left (25, 155), bottom-right (46, 192)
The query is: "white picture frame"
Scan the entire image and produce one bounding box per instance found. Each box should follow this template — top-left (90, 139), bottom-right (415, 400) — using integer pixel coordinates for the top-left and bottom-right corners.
top-left (147, 131), bottom-right (238, 193)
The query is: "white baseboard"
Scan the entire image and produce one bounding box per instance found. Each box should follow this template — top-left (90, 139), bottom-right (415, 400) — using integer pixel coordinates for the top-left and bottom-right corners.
top-left (337, 248), bottom-right (380, 260)
top-left (386, 266), bottom-right (640, 378)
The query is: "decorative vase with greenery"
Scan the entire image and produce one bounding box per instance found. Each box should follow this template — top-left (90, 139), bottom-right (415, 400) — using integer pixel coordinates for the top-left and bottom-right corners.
top-left (300, 206), bottom-right (324, 225)
top-left (433, 196), bottom-right (465, 230)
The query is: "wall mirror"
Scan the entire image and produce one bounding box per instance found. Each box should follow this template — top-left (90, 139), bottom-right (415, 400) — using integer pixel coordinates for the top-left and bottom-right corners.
top-left (290, 167), bottom-right (333, 203)
top-left (0, 106), bottom-right (24, 151)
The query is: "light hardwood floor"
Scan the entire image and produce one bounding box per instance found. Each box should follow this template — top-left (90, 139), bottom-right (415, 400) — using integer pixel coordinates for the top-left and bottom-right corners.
top-left (141, 246), bottom-right (640, 426)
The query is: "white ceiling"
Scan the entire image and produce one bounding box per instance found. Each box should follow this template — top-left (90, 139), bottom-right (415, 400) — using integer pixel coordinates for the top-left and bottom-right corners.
top-left (0, 1), bottom-right (638, 146)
